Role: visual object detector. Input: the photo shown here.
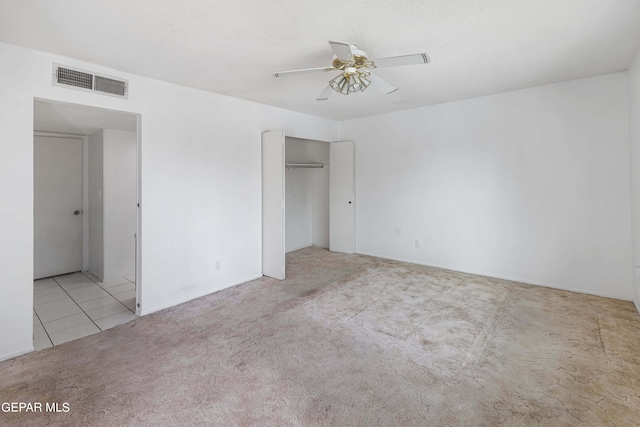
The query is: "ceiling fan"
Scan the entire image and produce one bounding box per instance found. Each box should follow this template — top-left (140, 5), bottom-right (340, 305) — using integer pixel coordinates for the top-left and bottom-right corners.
top-left (273, 40), bottom-right (430, 100)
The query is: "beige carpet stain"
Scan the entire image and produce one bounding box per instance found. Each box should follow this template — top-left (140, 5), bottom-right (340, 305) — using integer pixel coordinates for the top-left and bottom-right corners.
top-left (1, 247), bottom-right (639, 426)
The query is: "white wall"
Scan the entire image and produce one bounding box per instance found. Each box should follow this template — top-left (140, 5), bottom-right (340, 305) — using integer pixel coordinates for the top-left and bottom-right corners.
top-left (103, 129), bottom-right (137, 280)
top-left (285, 166), bottom-right (312, 252)
top-left (284, 138), bottom-right (330, 252)
top-left (310, 164), bottom-right (330, 249)
top-left (88, 130), bottom-right (104, 280)
top-left (0, 41), bottom-right (338, 361)
top-left (628, 47), bottom-right (640, 311)
top-left (341, 72), bottom-right (633, 300)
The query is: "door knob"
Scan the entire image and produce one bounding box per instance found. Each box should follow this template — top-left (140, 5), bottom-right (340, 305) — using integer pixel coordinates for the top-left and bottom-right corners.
top-left (74, 210), bottom-right (80, 215)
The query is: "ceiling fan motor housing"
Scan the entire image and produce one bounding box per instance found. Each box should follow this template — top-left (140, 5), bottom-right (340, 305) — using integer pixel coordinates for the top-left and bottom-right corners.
top-left (331, 49), bottom-right (370, 70)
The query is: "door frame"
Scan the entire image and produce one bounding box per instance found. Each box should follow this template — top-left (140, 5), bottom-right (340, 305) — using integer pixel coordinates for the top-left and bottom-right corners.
top-left (33, 98), bottom-right (143, 316)
top-left (261, 130), bottom-right (286, 280)
top-left (34, 131), bottom-right (89, 272)
top-left (261, 130), bottom-right (356, 278)
top-left (135, 113), bottom-right (142, 316)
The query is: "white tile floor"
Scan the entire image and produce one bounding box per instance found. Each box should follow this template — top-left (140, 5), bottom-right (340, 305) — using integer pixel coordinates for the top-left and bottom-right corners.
top-left (33, 272), bottom-right (137, 350)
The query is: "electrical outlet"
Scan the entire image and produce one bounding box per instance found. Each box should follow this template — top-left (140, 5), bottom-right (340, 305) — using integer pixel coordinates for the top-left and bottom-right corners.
top-left (415, 239), bottom-right (421, 248)
top-left (215, 259), bottom-right (221, 270)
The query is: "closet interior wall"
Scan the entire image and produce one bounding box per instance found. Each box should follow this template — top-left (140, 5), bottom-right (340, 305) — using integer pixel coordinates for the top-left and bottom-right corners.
top-left (285, 137), bottom-right (330, 253)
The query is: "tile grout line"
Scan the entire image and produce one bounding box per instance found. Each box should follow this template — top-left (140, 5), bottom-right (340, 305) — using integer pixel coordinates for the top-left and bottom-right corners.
top-left (84, 272), bottom-right (136, 313)
top-left (82, 272), bottom-right (137, 315)
top-left (34, 275), bottom-right (82, 344)
top-left (52, 275), bottom-right (104, 335)
top-left (32, 308), bottom-right (53, 348)
top-left (35, 272), bottom-right (137, 347)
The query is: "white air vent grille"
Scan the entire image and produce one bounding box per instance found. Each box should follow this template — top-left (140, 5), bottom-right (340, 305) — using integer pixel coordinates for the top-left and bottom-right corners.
top-left (53, 64), bottom-right (128, 99)
top-left (94, 75), bottom-right (126, 96)
top-left (57, 67), bottom-right (93, 89)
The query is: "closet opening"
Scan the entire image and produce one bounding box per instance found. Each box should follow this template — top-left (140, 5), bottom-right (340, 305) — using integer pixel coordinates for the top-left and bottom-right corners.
top-left (285, 137), bottom-right (330, 254)
top-left (262, 131), bottom-right (355, 280)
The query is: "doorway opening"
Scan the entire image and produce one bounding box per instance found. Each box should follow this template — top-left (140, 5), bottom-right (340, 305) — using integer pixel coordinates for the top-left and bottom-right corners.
top-left (262, 131), bottom-right (355, 280)
top-left (284, 137), bottom-right (330, 254)
top-left (32, 99), bottom-right (141, 349)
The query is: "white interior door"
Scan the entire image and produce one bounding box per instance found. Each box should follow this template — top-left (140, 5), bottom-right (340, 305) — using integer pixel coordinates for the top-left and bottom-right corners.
top-left (262, 130), bottom-right (285, 280)
top-left (330, 141), bottom-right (355, 253)
top-left (34, 135), bottom-right (83, 279)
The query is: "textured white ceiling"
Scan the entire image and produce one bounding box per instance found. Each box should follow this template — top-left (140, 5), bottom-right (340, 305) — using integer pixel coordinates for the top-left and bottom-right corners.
top-left (3, 1), bottom-right (640, 121)
top-left (34, 100), bottom-right (137, 135)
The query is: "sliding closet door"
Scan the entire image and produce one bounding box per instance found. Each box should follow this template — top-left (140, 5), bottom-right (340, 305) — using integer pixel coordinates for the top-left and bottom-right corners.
top-left (262, 131), bottom-right (286, 279)
top-left (330, 141), bottom-right (355, 253)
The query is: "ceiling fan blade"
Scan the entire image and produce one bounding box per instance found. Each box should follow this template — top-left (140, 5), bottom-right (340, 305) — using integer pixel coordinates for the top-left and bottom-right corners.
top-left (328, 40), bottom-right (354, 61)
top-left (316, 85), bottom-right (334, 101)
top-left (370, 53), bottom-right (430, 69)
top-left (367, 73), bottom-right (398, 95)
top-left (273, 67), bottom-right (336, 78)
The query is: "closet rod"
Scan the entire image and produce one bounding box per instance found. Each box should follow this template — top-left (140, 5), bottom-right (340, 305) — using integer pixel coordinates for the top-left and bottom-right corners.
top-left (285, 163), bottom-right (327, 169)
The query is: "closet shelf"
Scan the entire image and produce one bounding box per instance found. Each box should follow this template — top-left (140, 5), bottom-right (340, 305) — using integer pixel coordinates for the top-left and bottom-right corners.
top-left (285, 163), bottom-right (327, 169)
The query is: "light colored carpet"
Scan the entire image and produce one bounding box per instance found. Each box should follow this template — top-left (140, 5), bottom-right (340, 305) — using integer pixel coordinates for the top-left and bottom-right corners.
top-left (2, 247), bottom-right (640, 426)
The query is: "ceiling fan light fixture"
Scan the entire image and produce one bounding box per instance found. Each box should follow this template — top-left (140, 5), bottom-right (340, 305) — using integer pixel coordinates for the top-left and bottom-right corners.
top-left (331, 66), bottom-right (361, 95)
top-left (331, 69), bottom-right (372, 95)
top-left (351, 72), bottom-right (372, 93)
top-left (350, 74), bottom-right (363, 92)
top-left (329, 74), bottom-right (346, 92)
top-left (340, 74), bottom-right (351, 94)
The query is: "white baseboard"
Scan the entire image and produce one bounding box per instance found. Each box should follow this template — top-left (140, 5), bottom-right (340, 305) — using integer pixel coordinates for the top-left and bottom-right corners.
top-left (0, 346), bottom-right (34, 363)
top-left (286, 244), bottom-right (313, 254)
top-left (140, 274), bottom-right (263, 316)
top-left (355, 251), bottom-right (632, 302)
top-left (634, 300), bottom-right (640, 317)
top-left (286, 244), bottom-right (329, 254)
